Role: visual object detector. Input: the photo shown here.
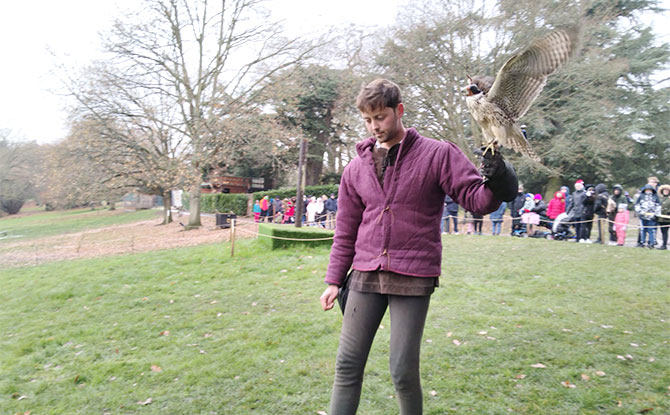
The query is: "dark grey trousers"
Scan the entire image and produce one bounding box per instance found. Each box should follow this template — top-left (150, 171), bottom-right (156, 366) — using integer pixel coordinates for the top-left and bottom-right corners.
top-left (328, 290), bottom-right (431, 415)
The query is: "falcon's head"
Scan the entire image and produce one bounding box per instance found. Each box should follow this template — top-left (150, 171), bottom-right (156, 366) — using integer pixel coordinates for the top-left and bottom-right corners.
top-left (463, 75), bottom-right (495, 96)
top-left (463, 84), bottom-right (481, 96)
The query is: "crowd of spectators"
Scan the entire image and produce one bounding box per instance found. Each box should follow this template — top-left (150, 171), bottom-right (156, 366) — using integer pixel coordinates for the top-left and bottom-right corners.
top-left (440, 176), bottom-right (670, 249)
top-left (252, 194), bottom-right (338, 228)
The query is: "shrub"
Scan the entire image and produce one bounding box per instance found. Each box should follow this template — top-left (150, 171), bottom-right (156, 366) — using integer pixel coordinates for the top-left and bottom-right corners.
top-left (257, 223), bottom-right (334, 250)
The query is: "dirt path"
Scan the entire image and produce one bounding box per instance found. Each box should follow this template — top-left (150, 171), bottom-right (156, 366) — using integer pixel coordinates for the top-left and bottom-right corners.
top-left (0, 212), bottom-right (259, 268)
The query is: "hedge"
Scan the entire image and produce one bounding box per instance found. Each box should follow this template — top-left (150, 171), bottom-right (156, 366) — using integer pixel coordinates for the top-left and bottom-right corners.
top-left (181, 183), bottom-right (340, 216)
top-left (252, 184), bottom-right (339, 201)
top-left (182, 193), bottom-right (249, 216)
top-left (257, 223), bottom-right (334, 250)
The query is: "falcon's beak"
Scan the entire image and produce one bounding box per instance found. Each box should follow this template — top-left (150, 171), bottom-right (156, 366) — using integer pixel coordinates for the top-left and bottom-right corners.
top-left (462, 85), bottom-right (475, 96)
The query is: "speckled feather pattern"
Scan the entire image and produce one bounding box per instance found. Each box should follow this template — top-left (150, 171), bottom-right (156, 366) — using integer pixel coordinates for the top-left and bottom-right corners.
top-left (465, 28), bottom-right (578, 160)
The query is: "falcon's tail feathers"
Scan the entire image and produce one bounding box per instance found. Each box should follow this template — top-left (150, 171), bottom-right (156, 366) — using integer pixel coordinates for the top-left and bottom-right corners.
top-left (506, 124), bottom-right (540, 162)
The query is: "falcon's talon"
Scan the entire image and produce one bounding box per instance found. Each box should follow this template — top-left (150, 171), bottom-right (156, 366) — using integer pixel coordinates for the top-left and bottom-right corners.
top-left (482, 141), bottom-right (497, 158)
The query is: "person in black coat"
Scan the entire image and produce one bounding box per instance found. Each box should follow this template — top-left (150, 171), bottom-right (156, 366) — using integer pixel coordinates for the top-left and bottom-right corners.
top-left (593, 183), bottom-right (610, 244)
top-left (508, 183), bottom-right (526, 234)
top-left (580, 184), bottom-right (597, 242)
top-left (566, 179), bottom-right (587, 241)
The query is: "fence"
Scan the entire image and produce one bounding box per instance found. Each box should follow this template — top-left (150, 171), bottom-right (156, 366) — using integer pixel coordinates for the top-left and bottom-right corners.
top-left (2, 213), bottom-right (665, 268)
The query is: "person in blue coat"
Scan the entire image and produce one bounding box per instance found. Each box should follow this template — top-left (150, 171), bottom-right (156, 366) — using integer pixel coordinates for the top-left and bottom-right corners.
top-left (489, 201), bottom-right (507, 235)
top-left (441, 195), bottom-right (460, 234)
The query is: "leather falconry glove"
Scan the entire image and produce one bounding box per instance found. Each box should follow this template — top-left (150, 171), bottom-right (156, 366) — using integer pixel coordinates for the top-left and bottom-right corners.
top-left (474, 146), bottom-right (519, 203)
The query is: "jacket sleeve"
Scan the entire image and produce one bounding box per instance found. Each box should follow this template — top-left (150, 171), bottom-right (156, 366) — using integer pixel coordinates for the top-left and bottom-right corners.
top-left (324, 165), bottom-right (365, 286)
top-left (437, 142), bottom-right (501, 215)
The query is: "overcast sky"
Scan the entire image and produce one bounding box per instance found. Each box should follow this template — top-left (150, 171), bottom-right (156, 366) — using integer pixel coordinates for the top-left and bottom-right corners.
top-left (0, 0), bottom-right (668, 145)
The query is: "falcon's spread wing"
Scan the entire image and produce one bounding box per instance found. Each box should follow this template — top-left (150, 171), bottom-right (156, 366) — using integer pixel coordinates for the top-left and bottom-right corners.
top-left (488, 28), bottom-right (578, 121)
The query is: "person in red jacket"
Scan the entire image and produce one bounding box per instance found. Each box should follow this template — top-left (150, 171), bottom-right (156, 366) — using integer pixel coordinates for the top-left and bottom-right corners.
top-left (319, 79), bottom-right (518, 414)
top-left (547, 191), bottom-right (566, 220)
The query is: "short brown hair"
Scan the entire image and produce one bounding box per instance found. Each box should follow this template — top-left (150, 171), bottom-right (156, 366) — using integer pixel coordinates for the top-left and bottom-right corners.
top-left (356, 79), bottom-right (402, 113)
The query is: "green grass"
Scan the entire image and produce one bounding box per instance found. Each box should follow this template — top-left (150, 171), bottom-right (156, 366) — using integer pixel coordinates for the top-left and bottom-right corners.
top-left (0, 236), bottom-right (668, 414)
top-left (0, 208), bottom-right (160, 242)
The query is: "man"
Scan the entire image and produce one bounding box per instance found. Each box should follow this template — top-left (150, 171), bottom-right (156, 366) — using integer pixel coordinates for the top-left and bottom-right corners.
top-left (566, 179), bottom-right (586, 242)
top-left (319, 79), bottom-right (518, 414)
top-left (508, 183), bottom-right (526, 234)
top-left (579, 184), bottom-right (597, 243)
top-left (593, 183), bottom-right (610, 244)
top-left (325, 193), bottom-right (338, 229)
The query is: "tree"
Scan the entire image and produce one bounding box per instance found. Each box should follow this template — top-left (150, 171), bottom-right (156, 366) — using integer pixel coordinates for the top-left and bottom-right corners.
top-left (207, 111), bottom-right (299, 190)
top-left (38, 135), bottom-right (127, 212)
top-left (92, 0), bottom-right (321, 228)
top-left (0, 131), bottom-right (39, 215)
top-left (375, 0), bottom-right (670, 193)
top-left (268, 65), bottom-right (362, 185)
top-left (66, 63), bottom-right (189, 224)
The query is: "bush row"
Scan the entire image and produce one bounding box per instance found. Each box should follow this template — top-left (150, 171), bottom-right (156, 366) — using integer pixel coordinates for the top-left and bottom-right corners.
top-left (182, 193), bottom-right (249, 216)
top-left (257, 223), bottom-right (334, 250)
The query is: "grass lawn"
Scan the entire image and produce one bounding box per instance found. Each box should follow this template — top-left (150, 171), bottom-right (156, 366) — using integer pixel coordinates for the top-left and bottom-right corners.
top-left (0, 235), bottom-right (668, 414)
top-left (0, 208), bottom-right (161, 243)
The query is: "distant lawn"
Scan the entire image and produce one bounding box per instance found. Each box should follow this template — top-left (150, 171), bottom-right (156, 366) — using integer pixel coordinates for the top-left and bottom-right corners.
top-left (0, 236), bottom-right (668, 414)
top-left (0, 208), bottom-right (161, 242)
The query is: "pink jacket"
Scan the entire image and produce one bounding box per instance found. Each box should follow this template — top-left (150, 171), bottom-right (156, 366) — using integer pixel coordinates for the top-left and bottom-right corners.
top-left (546, 192), bottom-right (566, 219)
top-left (325, 128), bottom-right (502, 285)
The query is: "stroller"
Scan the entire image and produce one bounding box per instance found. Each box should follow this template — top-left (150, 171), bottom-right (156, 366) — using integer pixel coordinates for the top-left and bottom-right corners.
top-left (551, 212), bottom-right (573, 241)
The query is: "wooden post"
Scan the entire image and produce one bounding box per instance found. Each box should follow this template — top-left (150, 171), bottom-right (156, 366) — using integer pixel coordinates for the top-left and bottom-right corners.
top-left (230, 218), bottom-right (236, 257)
top-left (295, 138), bottom-right (306, 228)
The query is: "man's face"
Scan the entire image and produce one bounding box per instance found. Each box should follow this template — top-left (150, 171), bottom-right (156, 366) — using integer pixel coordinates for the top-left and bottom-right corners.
top-left (361, 104), bottom-right (403, 144)
top-left (575, 183), bottom-right (584, 191)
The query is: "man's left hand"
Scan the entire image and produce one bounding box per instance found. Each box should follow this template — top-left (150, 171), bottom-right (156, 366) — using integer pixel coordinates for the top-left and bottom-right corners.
top-left (474, 146), bottom-right (506, 179)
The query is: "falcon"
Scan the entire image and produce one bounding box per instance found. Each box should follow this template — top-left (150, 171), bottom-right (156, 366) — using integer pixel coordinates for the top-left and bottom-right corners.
top-left (463, 28), bottom-right (579, 161)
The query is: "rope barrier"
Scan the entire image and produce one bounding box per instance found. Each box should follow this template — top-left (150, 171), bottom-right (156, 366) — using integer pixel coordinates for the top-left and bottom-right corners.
top-left (234, 225), bottom-right (335, 241)
top-left (441, 212), bottom-right (670, 230)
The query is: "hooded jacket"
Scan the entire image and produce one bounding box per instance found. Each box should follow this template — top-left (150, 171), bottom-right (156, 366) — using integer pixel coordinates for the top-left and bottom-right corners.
top-left (509, 191), bottom-right (526, 218)
top-left (610, 184), bottom-right (632, 212)
top-left (635, 184), bottom-right (661, 220)
top-left (567, 188), bottom-right (586, 219)
top-left (325, 128), bottom-right (514, 285)
top-left (444, 195), bottom-right (459, 214)
top-left (546, 192), bottom-right (565, 219)
top-left (593, 183), bottom-right (610, 218)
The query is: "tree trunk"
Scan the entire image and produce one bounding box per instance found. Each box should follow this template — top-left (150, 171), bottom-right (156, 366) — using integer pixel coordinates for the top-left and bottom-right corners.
top-left (544, 176), bottom-right (563, 200)
top-left (186, 184), bottom-right (202, 229)
top-left (161, 190), bottom-right (173, 225)
top-left (108, 200), bottom-right (116, 211)
top-left (295, 138), bottom-right (306, 227)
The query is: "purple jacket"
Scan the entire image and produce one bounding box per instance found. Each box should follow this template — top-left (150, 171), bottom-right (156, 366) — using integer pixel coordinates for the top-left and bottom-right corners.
top-left (325, 128), bottom-right (502, 285)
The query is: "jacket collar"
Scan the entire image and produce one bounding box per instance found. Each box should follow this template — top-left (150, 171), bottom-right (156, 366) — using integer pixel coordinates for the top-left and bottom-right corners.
top-left (356, 127), bottom-right (420, 160)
